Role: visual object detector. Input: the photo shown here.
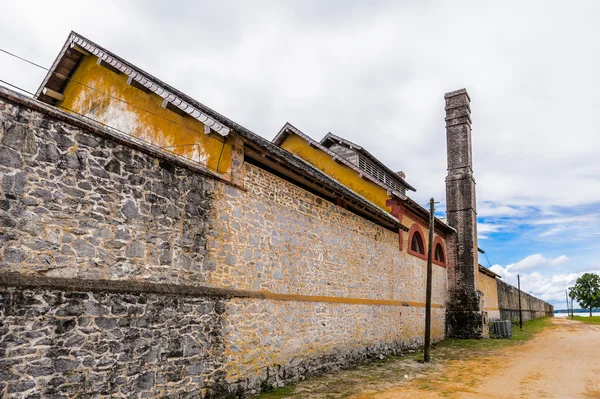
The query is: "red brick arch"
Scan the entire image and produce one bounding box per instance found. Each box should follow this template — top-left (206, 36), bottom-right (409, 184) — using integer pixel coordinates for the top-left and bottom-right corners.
top-left (432, 236), bottom-right (447, 267)
top-left (407, 223), bottom-right (427, 260)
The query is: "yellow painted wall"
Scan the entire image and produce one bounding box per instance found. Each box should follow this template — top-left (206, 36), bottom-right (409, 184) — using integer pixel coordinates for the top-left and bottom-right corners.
top-left (60, 55), bottom-right (232, 174)
top-left (279, 134), bottom-right (391, 210)
top-left (478, 271), bottom-right (500, 313)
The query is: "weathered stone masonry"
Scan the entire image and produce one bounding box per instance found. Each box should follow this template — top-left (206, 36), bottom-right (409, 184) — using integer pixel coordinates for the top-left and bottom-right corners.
top-left (214, 163), bottom-right (447, 388)
top-left (0, 90), bottom-right (448, 397)
top-left (0, 287), bottom-right (226, 398)
top-left (444, 89), bottom-right (487, 339)
top-left (497, 279), bottom-right (554, 322)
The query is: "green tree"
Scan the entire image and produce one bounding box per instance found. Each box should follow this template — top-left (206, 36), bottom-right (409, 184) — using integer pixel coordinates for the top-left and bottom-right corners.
top-left (569, 273), bottom-right (600, 317)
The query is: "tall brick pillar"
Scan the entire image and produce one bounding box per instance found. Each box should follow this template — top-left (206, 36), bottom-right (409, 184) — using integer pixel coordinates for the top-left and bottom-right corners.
top-left (444, 89), bottom-right (487, 338)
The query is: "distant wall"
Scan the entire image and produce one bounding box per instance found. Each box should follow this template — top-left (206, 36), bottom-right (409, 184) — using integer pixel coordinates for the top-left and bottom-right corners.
top-left (497, 279), bottom-right (554, 322)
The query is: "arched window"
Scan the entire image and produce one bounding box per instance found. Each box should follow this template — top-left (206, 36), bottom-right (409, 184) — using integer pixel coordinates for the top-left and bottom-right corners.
top-left (432, 236), bottom-right (447, 267)
top-left (407, 223), bottom-right (427, 260)
top-left (434, 244), bottom-right (444, 262)
top-left (411, 232), bottom-right (424, 254)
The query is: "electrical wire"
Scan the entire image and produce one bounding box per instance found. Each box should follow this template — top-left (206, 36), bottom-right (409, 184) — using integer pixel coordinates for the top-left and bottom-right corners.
top-left (0, 48), bottom-right (244, 175)
top-left (0, 77), bottom-right (236, 175)
top-left (484, 252), bottom-right (493, 268)
top-left (0, 47), bottom-right (213, 139)
top-left (0, 44), bottom-right (253, 173)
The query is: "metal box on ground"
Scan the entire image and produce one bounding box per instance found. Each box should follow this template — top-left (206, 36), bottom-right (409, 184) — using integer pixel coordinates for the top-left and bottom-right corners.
top-left (492, 320), bottom-right (512, 338)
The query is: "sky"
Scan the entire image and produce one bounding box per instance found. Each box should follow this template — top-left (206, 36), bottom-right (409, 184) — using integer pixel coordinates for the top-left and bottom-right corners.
top-left (1, 1), bottom-right (599, 309)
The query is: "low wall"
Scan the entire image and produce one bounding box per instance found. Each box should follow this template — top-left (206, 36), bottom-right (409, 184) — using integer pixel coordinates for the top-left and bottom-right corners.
top-left (0, 89), bottom-right (448, 397)
top-left (497, 279), bottom-right (554, 322)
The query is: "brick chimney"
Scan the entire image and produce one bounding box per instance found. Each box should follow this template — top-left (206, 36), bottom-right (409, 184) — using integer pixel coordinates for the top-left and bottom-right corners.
top-left (444, 89), bottom-right (487, 338)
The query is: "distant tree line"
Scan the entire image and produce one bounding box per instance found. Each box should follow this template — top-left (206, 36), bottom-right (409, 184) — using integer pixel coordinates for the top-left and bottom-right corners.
top-left (554, 308), bottom-right (600, 314)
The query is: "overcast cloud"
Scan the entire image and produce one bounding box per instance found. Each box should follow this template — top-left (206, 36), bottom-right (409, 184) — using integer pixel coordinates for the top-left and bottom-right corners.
top-left (1, 1), bottom-right (599, 308)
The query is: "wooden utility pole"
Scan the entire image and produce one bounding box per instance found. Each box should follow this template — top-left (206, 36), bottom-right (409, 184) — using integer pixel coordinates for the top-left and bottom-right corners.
top-left (517, 274), bottom-right (523, 330)
top-left (424, 198), bottom-right (434, 363)
top-left (566, 289), bottom-right (570, 318)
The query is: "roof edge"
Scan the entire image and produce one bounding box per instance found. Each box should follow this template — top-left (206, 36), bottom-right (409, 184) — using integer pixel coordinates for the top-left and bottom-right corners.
top-left (272, 123), bottom-right (408, 200)
top-left (0, 85), bottom-right (232, 186)
top-left (320, 131), bottom-right (416, 192)
top-left (35, 31), bottom-right (231, 136)
top-left (478, 264), bottom-right (501, 279)
top-left (271, 121), bottom-right (295, 146)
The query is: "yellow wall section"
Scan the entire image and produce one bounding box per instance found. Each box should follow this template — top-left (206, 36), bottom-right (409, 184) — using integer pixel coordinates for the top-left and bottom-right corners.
top-left (279, 134), bottom-right (391, 210)
top-left (60, 55), bottom-right (232, 174)
top-left (478, 271), bottom-right (500, 311)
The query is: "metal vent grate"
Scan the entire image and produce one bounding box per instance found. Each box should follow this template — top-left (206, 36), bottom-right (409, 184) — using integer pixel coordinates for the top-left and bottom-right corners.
top-left (358, 155), bottom-right (405, 195)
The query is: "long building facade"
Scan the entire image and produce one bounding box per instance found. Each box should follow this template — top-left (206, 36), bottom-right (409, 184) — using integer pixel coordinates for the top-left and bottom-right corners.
top-left (0, 32), bottom-right (552, 398)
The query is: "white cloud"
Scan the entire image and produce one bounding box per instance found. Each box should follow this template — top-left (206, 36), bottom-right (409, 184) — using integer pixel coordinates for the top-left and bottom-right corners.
top-left (477, 222), bottom-right (507, 240)
top-left (491, 253), bottom-right (569, 275)
top-left (532, 214), bottom-right (600, 226)
top-left (478, 203), bottom-right (528, 218)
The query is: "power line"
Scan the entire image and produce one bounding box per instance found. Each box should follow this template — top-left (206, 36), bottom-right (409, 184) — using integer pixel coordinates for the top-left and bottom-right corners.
top-left (0, 46), bottom-right (240, 173)
top-left (0, 45), bottom-right (249, 175)
top-left (0, 47), bottom-right (212, 139)
top-left (484, 251), bottom-right (493, 268)
top-left (0, 77), bottom-right (239, 175)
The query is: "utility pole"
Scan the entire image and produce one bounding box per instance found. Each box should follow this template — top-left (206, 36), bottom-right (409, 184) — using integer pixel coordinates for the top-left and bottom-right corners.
top-left (566, 289), bottom-right (570, 318)
top-left (424, 198), bottom-right (434, 363)
top-left (517, 274), bottom-right (523, 331)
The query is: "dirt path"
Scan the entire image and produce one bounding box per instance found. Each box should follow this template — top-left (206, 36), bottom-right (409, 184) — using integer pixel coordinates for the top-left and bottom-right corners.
top-left (352, 318), bottom-right (600, 399)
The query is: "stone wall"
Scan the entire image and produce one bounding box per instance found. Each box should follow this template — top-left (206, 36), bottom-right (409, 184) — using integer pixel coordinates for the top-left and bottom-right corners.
top-left (0, 90), bottom-right (449, 397)
top-left (209, 162), bottom-right (448, 388)
top-left (0, 286), bottom-right (226, 398)
top-left (0, 92), bottom-right (218, 286)
top-left (497, 279), bottom-right (554, 322)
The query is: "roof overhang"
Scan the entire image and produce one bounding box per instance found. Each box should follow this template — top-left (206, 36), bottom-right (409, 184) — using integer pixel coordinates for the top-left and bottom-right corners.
top-left (401, 196), bottom-right (456, 235)
top-left (35, 32), bottom-right (231, 137)
top-left (478, 264), bottom-right (501, 279)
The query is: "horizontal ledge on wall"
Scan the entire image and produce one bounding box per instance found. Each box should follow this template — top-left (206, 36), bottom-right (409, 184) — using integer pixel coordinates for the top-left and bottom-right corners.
top-left (0, 272), bottom-right (445, 308)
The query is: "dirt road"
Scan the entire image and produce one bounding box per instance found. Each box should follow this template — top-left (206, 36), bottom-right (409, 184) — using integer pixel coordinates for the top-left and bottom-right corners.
top-left (353, 318), bottom-right (600, 399)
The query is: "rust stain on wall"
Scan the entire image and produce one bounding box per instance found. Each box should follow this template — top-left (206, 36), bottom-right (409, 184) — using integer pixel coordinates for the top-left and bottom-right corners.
top-left (61, 55), bottom-right (233, 174)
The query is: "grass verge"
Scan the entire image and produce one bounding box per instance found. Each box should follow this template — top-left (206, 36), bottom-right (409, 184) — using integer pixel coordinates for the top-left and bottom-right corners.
top-left (253, 317), bottom-right (553, 399)
top-left (407, 317), bottom-right (554, 363)
top-left (572, 315), bottom-right (600, 325)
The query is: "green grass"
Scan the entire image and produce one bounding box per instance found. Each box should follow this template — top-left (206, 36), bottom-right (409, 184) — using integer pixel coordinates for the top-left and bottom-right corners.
top-left (423, 317), bottom-right (554, 361)
top-left (253, 317), bottom-right (554, 399)
top-left (572, 315), bottom-right (600, 325)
